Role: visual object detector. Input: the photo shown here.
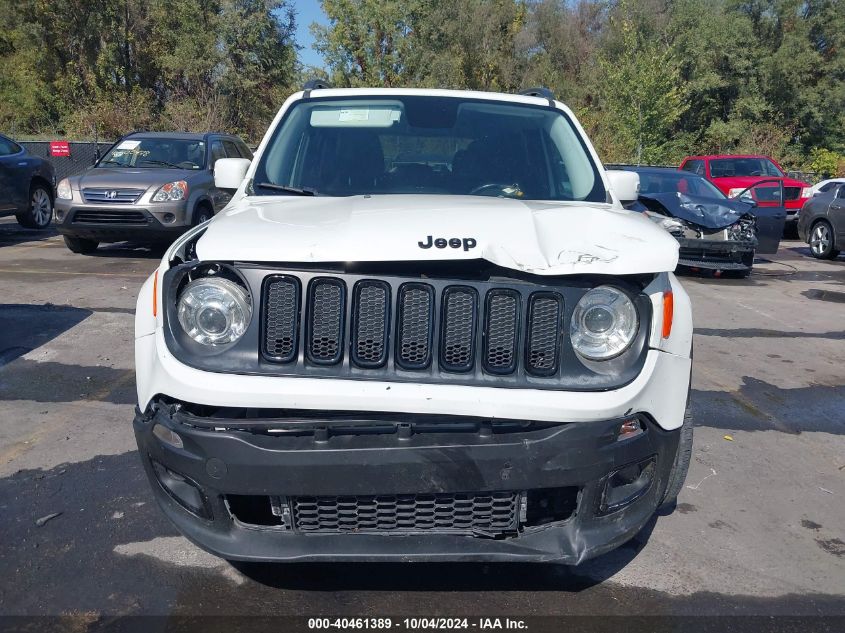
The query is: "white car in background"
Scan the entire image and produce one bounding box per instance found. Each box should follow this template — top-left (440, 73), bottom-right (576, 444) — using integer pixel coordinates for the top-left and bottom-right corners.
top-left (132, 83), bottom-right (693, 565)
top-left (810, 178), bottom-right (845, 197)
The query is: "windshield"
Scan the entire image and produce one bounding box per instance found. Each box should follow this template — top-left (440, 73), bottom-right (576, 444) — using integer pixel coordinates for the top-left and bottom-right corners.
top-left (98, 138), bottom-right (206, 170)
top-left (710, 157), bottom-right (783, 178)
top-left (636, 171), bottom-right (727, 199)
top-left (253, 96), bottom-right (605, 201)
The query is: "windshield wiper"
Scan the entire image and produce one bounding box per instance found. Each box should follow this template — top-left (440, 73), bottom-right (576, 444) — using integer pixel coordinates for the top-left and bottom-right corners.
top-left (141, 159), bottom-right (180, 168)
top-left (254, 182), bottom-right (317, 196)
top-left (98, 160), bottom-right (124, 167)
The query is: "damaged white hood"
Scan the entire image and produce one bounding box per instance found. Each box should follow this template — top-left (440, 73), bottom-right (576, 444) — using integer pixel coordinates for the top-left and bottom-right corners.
top-left (195, 195), bottom-right (679, 275)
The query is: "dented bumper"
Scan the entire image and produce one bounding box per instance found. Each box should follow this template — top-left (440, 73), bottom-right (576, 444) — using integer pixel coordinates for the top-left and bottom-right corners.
top-left (134, 401), bottom-right (680, 564)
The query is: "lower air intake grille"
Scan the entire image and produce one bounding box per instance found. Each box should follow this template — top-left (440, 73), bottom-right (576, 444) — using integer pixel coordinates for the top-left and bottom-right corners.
top-left (263, 276), bottom-right (300, 362)
top-left (292, 491), bottom-right (518, 533)
top-left (72, 210), bottom-right (147, 225)
top-left (306, 279), bottom-right (345, 364)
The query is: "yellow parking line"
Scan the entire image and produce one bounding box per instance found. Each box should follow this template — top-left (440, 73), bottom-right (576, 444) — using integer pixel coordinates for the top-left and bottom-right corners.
top-left (0, 267), bottom-right (149, 278)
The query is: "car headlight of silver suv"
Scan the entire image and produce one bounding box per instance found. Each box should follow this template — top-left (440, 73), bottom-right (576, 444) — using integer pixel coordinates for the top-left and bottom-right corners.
top-left (56, 178), bottom-right (72, 200)
top-left (570, 286), bottom-right (638, 360)
top-left (152, 180), bottom-right (188, 202)
top-left (177, 277), bottom-right (251, 345)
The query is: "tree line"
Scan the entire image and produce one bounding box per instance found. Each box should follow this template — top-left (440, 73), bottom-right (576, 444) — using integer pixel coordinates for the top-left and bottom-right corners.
top-left (1, 0), bottom-right (843, 174)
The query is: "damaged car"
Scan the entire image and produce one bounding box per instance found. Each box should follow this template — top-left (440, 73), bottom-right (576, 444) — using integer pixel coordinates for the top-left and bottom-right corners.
top-left (618, 167), bottom-right (786, 277)
top-left (133, 84), bottom-right (694, 565)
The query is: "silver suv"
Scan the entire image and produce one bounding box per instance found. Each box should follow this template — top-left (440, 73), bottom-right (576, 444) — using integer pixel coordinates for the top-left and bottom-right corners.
top-left (55, 132), bottom-right (252, 253)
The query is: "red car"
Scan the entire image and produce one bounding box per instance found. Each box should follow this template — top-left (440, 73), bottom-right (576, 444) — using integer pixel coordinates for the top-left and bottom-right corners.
top-left (679, 155), bottom-right (812, 226)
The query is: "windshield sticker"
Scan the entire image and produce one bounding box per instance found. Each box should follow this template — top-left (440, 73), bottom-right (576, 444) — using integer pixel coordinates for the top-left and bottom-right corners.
top-left (116, 140), bottom-right (141, 150)
top-left (339, 108), bottom-right (369, 122)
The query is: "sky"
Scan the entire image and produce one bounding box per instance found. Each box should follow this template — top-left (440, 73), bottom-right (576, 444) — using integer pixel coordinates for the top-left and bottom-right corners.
top-left (294, 0), bottom-right (328, 69)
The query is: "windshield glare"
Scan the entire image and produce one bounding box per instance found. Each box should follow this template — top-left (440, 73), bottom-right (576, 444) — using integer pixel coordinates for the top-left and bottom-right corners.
top-left (637, 172), bottom-right (727, 199)
top-left (99, 138), bottom-right (206, 169)
top-left (710, 157), bottom-right (783, 178)
top-left (254, 96), bottom-right (605, 202)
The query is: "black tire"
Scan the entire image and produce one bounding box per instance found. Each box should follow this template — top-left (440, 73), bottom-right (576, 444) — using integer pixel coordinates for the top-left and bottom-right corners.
top-left (808, 220), bottom-right (840, 259)
top-left (63, 235), bottom-right (99, 254)
top-left (192, 204), bottom-right (213, 226)
top-left (16, 184), bottom-right (53, 229)
top-left (659, 403), bottom-right (694, 511)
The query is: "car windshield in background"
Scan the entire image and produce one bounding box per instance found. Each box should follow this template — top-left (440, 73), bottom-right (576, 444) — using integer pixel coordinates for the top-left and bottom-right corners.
top-left (710, 157), bottom-right (783, 178)
top-left (637, 172), bottom-right (727, 199)
top-left (98, 138), bottom-right (206, 170)
top-left (253, 96), bottom-right (605, 202)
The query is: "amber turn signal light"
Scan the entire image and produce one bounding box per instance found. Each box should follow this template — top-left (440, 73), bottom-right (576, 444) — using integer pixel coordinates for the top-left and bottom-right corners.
top-left (662, 289), bottom-right (673, 339)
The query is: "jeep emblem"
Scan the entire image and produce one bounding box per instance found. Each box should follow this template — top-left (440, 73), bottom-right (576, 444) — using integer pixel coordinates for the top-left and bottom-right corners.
top-left (418, 235), bottom-right (477, 252)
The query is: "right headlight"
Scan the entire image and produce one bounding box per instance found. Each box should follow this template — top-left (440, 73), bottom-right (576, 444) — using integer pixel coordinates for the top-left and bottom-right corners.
top-left (177, 277), bottom-right (251, 345)
top-left (56, 178), bottom-right (72, 200)
top-left (570, 286), bottom-right (638, 361)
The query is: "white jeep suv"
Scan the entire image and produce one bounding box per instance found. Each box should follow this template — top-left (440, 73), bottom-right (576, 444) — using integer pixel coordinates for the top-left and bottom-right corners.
top-left (133, 84), bottom-right (693, 564)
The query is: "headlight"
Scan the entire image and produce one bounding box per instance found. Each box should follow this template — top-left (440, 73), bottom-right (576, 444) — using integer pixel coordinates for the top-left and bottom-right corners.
top-left (570, 286), bottom-right (638, 361)
top-left (152, 180), bottom-right (188, 202)
top-left (728, 188), bottom-right (746, 198)
top-left (177, 277), bottom-right (251, 345)
top-left (56, 178), bottom-right (72, 200)
top-left (801, 186), bottom-right (813, 199)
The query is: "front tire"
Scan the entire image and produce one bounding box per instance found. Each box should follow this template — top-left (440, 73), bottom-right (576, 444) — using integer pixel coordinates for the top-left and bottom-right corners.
top-left (192, 204), bottom-right (213, 226)
top-left (63, 235), bottom-right (99, 254)
top-left (809, 220), bottom-right (840, 259)
top-left (16, 184), bottom-right (53, 229)
top-left (659, 404), bottom-right (693, 511)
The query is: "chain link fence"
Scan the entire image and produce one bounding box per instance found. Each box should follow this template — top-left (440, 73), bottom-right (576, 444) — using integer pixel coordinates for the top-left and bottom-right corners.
top-left (20, 141), bottom-right (115, 182)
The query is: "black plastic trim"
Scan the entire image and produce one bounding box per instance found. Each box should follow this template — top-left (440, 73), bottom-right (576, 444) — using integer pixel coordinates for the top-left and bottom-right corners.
top-left (260, 275), bottom-right (301, 363)
top-left (395, 282), bottom-right (435, 370)
top-left (305, 277), bottom-right (346, 365)
top-left (525, 291), bottom-right (564, 377)
top-left (439, 285), bottom-right (479, 373)
top-left (350, 279), bottom-right (391, 368)
top-left (482, 289), bottom-right (521, 375)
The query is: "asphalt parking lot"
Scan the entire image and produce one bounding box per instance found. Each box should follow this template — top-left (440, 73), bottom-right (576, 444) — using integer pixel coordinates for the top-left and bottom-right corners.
top-left (0, 217), bottom-right (843, 622)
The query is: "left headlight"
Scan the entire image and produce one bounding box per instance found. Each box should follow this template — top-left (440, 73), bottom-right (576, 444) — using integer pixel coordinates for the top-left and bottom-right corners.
top-left (570, 286), bottom-right (638, 361)
top-left (177, 277), bottom-right (251, 345)
top-left (152, 180), bottom-right (188, 202)
top-left (56, 178), bottom-right (72, 200)
top-left (801, 186), bottom-right (813, 199)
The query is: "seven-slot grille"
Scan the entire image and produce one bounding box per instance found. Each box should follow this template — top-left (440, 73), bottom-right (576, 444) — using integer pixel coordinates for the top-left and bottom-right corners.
top-left (292, 491), bottom-right (518, 533)
top-left (262, 275), bottom-right (573, 378)
top-left (82, 188), bottom-right (145, 204)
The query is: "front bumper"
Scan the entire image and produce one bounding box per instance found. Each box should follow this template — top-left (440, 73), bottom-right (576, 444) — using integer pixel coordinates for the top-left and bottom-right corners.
top-left (134, 401), bottom-right (681, 564)
top-left (55, 200), bottom-right (190, 242)
top-left (676, 237), bottom-right (755, 271)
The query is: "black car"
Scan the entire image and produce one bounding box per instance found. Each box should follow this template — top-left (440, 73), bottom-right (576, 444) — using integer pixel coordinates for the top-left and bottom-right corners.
top-left (797, 182), bottom-right (845, 259)
top-left (0, 134), bottom-right (56, 229)
top-left (616, 167), bottom-right (785, 277)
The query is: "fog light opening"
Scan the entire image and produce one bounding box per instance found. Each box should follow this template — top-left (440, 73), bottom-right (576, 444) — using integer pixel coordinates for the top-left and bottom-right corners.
top-left (617, 417), bottom-right (645, 442)
top-left (55, 210), bottom-right (65, 221)
top-left (152, 423), bottom-right (183, 449)
top-left (522, 487), bottom-right (579, 527)
top-left (162, 213), bottom-right (176, 223)
top-left (598, 456), bottom-right (656, 515)
top-left (150, 459), bottom-right (211, 519)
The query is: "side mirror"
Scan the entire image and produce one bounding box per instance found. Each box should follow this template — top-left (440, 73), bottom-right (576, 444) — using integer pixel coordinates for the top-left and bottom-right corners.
top-left (606, 170), bottom-right (640, 204)
top-left (214, 158), bottom-right (251, 189)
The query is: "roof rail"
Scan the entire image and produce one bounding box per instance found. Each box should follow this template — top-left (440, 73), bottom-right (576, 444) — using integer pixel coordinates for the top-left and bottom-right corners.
top-left (303, 79), bottom-right (332, 99)
top-left (519, 87), bottom-right (555, 106)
